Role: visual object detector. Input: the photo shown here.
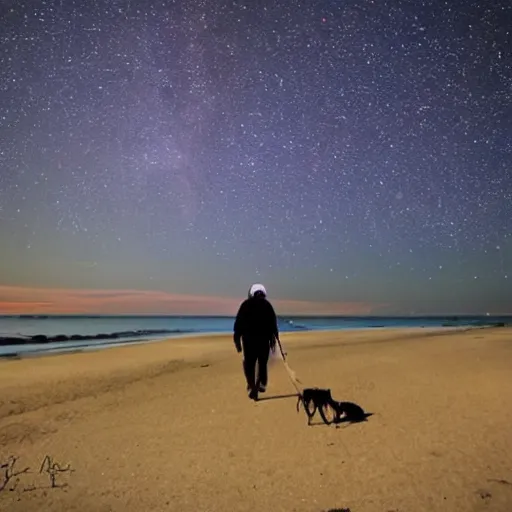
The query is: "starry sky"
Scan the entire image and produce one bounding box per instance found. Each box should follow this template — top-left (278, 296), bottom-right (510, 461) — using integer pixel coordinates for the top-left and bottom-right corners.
top-left (0, 0), bottom-right (511, 316)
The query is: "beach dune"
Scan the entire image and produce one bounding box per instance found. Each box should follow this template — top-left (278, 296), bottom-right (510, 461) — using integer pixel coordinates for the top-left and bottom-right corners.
top-left (1, 327), bottom-right (511, 511)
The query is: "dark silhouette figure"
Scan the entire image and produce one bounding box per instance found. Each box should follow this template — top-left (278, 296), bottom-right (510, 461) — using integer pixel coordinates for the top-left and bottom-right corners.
top-left (297, 387), bottom-right (372, 426)
top-left (233, 283), bottom-right (279, 401)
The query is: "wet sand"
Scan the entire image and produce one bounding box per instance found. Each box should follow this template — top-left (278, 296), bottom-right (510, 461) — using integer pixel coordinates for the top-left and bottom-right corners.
top-left (1, 326), bottom-right (511, 512)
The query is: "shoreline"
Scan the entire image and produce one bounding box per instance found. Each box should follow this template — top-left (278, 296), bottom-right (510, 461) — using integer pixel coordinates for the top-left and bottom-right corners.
top-left (0, 324), bottom-right (499, 380)
top-left (0, 323), bottom-right (490, 361)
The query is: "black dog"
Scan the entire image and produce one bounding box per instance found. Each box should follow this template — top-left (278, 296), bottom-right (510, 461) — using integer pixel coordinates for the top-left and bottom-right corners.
top-left (296, 387), bottom-right (336, 425)
top-left (296, 387), bottom-right (369, 425)
top-left (335, 401), bottom-right (369, 423)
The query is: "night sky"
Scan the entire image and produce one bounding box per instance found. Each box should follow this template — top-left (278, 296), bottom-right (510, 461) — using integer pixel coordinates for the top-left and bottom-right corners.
top-left (0, 0), bottom-right (511, 315)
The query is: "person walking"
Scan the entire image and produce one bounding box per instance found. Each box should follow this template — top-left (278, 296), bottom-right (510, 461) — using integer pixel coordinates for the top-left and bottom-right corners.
top-left (233, 283), bottom-right (279, 401)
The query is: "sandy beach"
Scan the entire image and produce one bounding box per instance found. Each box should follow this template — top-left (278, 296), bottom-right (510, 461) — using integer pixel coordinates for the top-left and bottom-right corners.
top-left (1, 326), bottom-right (511, 512)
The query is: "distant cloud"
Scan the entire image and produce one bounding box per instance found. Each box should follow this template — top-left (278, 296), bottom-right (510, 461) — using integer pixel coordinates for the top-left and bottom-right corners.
top-left (74, 261), bottom-right (99, 269)
top-left (0, 285), bottom-right (386, 316)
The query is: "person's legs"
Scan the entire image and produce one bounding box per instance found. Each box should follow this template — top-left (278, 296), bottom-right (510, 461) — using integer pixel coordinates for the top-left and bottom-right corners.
top-left (256, 341), bottom-right (271, 392)
top-left (241, 338), bottom-right (258, 398)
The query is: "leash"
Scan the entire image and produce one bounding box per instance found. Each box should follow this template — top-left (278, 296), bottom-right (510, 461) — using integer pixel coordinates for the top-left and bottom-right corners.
top-left (275, 336), bottom-right (303, 394)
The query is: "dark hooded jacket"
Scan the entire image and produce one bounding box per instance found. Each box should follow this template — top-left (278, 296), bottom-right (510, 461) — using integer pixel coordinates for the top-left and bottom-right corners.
top-left (233, 294), bottom-right (279, 350)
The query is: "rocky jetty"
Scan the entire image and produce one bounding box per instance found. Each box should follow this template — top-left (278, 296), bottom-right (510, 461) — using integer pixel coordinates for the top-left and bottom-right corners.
top-left (0, 329), bottom-right (191, 346)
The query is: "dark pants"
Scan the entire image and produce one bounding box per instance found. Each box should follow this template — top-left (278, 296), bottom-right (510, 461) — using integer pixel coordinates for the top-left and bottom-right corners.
top-left (242, 337), bottom-right (271, 390)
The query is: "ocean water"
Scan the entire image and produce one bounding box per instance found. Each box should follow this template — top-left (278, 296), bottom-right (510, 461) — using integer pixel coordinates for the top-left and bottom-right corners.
top-left (0, 314), bottom-right (509, 358)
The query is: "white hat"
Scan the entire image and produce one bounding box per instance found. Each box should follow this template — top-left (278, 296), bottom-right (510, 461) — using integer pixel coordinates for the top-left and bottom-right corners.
top-left (249, 283), bottom-right (267, 297)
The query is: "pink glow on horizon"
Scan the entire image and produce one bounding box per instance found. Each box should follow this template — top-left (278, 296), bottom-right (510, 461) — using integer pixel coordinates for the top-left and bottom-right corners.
top-left (0, 285), bottom-right (386, 316)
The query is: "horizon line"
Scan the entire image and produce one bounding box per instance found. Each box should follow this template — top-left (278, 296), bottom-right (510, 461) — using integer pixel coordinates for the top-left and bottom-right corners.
top-left (1, 313), bottom-right (511, 318)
